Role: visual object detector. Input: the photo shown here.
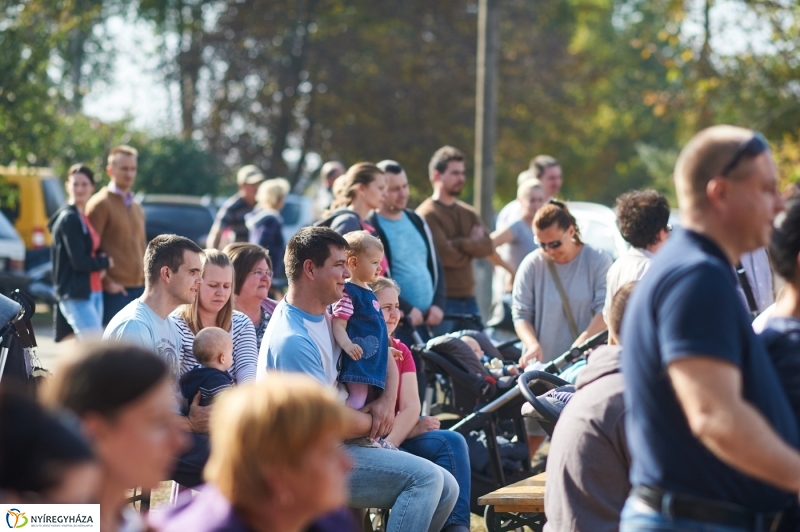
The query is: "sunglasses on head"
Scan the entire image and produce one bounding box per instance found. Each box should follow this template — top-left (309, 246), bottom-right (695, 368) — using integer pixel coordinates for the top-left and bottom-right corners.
top-left (720, 132), bottom-right (769, 176)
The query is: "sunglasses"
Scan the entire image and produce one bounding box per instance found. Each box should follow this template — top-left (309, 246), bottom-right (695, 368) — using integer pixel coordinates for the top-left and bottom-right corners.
top-left (540, 229), bottom-right (569, 250)
top-left (382, 163), bottom-right (403, 174)
top-left (720, 132), bottom-right (769, 176)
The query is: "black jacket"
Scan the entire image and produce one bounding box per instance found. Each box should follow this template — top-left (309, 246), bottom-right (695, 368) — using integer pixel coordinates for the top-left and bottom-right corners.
top-left (366, 209), bottom-right (446, 314)
top-left (48, 205), bottom-right (110, 301)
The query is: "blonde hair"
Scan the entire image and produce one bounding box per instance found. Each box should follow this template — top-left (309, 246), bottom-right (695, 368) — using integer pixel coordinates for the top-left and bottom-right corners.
top-left (517, 177), bottom-right (543, 200)
top-left (204, 375), bottom-right (349, 508)
top-left (256, 178), bottom-right (290, 210)
top-left (178, 249), bottom-right (234, 334)
top-left (107, 145), bottom-right (138, 167)
top-left (343, 231), bottom-right (383, 257)
top-left (193, 327), bottom-right (232, 366)
top-left (369, 276), bottom-right (400, 297)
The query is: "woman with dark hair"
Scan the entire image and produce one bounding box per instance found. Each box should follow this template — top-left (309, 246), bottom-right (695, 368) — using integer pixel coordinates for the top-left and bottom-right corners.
top-left (756, 198), bottom-right (800, 530)
top-left (224, 243), bottom-right (278, 348)
top-left (0, 387), bottom-right (99, 504)
top-left (761, 198), bottom-right (800, 427)
top-left (512, 200), bottom-right (612, 456)
top-left (48, 164), bottom-right (112, 338)
top-left (171, 249), bottom-right (258, 383)
top-left (41, 343), bottom-right (187, 532)
top-left (512, 201), bottom-right (612, 365)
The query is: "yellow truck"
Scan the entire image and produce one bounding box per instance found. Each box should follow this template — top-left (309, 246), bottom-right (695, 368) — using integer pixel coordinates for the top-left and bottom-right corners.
top-left (0, 166), bottom-right (65, 249)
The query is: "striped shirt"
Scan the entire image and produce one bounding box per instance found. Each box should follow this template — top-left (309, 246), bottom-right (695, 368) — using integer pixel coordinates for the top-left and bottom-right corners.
top-left (170, 311), bottom-right (259, 383)
top-left (331, 290), bottom-right (355, 320)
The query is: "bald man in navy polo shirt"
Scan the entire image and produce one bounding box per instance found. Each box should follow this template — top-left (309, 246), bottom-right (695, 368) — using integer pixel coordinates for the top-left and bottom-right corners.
top-left (621, 126), bottom-right (800, 532)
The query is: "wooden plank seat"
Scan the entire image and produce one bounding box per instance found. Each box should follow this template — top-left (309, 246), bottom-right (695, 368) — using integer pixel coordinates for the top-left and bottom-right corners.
top-left (478, 472), bottom-right (547, 531)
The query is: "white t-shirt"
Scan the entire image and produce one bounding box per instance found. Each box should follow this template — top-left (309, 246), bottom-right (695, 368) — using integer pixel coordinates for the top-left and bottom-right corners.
top-left (104, 299), bottom-right (183, 384)
top-left (258, 300), bottom-right (345, 398)
top-left (603, 247), bottom-right (654, 323)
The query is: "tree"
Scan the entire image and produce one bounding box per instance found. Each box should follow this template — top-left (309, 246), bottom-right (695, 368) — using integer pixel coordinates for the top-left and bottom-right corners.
top-left (136, 135), bottom-right (225, 195)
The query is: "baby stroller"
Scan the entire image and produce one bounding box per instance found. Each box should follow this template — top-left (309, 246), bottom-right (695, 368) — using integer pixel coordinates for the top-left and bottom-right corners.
top-left (440, 330), bottom-right (608, 514)
top-left (418, 329), bottom-right (520, 418)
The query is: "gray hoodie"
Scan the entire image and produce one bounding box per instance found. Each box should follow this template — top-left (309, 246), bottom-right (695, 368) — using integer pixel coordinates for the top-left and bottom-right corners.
top-left (544, 344), bottom-right (630, 532)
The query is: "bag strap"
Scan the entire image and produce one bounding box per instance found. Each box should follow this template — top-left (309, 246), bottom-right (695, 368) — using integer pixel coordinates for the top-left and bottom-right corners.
top-left (545, 257), bottom-right (579, 340)
top-left (736, 262), bottom-right (759, 318)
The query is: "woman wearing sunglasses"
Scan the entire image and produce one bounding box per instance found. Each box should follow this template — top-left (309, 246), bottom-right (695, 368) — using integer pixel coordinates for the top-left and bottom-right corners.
top-left (511, 200), bottom-right (611, 368)
top-left (512, 200), bottom-right (612, 456)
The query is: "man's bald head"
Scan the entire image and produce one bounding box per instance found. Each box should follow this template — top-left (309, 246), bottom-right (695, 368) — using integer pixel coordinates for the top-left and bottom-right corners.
top-left (674, 125), bottom-right (760, 217)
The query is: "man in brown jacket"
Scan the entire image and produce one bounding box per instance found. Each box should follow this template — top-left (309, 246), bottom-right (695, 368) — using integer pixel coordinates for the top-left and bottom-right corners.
top-left (417, 146), bottom-right (493, 335)
top-left (86, 145), bottom-right (147, 325)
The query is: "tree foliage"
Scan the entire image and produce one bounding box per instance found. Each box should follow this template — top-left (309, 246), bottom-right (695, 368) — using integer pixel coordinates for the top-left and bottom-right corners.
top-left (3, 0), bottom-right (800, 204)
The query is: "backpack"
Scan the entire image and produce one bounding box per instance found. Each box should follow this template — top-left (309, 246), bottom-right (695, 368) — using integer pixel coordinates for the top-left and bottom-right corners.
top-left (314, 209), bottom-right (361, 229)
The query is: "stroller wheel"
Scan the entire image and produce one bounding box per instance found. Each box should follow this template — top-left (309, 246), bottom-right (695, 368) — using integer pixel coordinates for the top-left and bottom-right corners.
top-left (483, 505), bottom-right (527, 532)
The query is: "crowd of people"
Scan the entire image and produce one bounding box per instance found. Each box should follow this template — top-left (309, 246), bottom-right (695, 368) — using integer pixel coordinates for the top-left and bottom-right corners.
top-left (2, 123), bottom-right (800, 532)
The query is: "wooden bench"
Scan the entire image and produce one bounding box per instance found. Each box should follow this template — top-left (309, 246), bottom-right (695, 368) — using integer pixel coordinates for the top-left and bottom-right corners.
top-left (478, 472), bottom-right (546, 532)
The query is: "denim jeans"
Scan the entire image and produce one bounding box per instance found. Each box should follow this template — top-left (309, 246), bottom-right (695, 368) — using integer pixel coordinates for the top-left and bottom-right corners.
top-left (59, 291), bottom-right (104, 339)
top-left (620, 495), bottom-right (753, 532)
top-left (400, 430), bottom-right (471, 529)
top-left (346, 444), bottom-right (458, 532)
top-left (102, 285), bottom-right (144, 325)
top-left (433, 296), bottom-right (483, 337)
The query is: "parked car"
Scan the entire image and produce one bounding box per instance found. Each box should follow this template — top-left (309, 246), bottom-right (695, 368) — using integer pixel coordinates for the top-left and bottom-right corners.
top-left (0, 211), bottom-right (29, 296)
top-left (567, 201), bottom-right (629, 260)
top-left (136, 194), bottom-right (217, 248)
top-left (0, 165), bottom-right (65, 249)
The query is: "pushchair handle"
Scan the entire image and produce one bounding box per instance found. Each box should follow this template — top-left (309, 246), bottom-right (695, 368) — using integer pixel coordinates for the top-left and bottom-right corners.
top-left (542, 329), bottom-right (608, 375)
top-left (517, 370), bottom-right (570, 425)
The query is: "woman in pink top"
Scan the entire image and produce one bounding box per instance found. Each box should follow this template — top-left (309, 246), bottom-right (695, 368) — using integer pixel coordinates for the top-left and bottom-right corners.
top-left (371, 277), bottom-right (472, 532)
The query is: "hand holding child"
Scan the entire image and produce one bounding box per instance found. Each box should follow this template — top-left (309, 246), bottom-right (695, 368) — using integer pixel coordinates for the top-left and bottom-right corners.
top-left (389, 346), bottom-right (403, 361)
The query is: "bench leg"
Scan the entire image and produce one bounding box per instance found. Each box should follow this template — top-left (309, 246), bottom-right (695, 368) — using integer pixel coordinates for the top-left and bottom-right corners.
top-left (484, 506), bottom-right (545, 532)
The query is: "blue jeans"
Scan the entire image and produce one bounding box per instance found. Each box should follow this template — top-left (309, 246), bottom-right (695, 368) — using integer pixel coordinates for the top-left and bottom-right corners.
top-left (433, 296), bottom-right (483, 336)
top-left (102, 286), bottom-right (144, 325)
top-left (59, 291), bottom-right (104, 339)
top-left (620, 495), bottom-right (753, 532)
top-left (400, 430), bottom-right (471, 529)
top-left (346, 444), bottom-right (458, 532)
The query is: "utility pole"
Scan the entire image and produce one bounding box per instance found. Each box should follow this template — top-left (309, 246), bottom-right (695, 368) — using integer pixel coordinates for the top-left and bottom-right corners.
top-left (473, 0), bottom-right (499, 319)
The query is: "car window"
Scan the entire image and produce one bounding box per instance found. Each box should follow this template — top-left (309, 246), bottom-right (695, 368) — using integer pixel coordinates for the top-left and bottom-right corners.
top-left (0, 211), bottom-right (20, 240)
top-left (0, 180), bottom-right (20, 224)
top-left (41, 178), bottom-right (66, 218)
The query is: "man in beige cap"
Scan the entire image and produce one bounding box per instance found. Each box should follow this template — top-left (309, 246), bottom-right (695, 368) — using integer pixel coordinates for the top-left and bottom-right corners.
top-left (208, 165), bottom-right (265, 249)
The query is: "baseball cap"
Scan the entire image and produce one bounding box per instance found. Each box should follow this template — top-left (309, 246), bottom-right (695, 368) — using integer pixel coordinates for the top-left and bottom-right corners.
top-left (237, 165), bottom-right (265, 185)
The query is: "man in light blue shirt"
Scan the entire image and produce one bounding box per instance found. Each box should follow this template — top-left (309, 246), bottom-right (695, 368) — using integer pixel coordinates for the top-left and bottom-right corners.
top-left (103, 234), bottom-right (209, 487)
top-left (367, 161), bottom-right (446, 349)
top-left (259, 227), bottom-right (460, 532)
